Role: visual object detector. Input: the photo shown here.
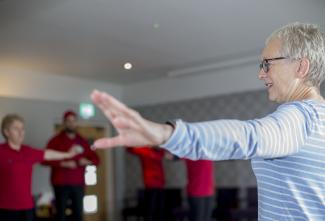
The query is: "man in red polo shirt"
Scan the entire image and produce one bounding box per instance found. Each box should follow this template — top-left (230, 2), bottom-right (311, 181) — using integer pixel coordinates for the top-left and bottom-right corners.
top-left (43, 110), bottom-right (100, 221)
top-left (127, 146), bottom-right (165, 221)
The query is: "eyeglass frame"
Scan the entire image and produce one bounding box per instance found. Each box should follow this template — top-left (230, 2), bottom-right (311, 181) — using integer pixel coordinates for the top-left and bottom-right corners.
top-left (259, 56), bottom-right (289, 73)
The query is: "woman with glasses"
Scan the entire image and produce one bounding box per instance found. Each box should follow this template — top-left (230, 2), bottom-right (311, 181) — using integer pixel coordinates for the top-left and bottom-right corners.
top-left (0, 114), bottom-right (80, 221)
top-left (90, 22), bottom-right (325, 220)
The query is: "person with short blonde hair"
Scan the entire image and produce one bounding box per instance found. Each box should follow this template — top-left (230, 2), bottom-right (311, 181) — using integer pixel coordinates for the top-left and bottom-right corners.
top-left (1, 114), bottom-right (24, 140)
top-left (0, 114), bottom-right (80, 221)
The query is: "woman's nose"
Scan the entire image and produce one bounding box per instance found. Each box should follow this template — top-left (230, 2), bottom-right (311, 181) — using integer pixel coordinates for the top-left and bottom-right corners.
top-left (258, 69), bottom-right (267, 80)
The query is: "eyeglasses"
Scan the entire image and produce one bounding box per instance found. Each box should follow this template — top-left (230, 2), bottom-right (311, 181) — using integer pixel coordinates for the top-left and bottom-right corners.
top-left (259, 57), bottom-right (288, 73)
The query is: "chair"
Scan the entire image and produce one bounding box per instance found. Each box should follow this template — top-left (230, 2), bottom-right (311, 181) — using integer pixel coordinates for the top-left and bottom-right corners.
top-left (212, 187), bottom-right (239, 221)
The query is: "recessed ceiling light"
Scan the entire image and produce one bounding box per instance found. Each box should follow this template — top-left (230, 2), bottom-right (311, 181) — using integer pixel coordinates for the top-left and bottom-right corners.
top-left (153, 23), bottom-right (160, 29)
top-left (124, 62), bottom-right (132, 70)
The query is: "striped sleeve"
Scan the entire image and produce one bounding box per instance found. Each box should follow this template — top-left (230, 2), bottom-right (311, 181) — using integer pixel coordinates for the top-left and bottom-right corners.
top-left (160, 101), bottom-right (314, 160)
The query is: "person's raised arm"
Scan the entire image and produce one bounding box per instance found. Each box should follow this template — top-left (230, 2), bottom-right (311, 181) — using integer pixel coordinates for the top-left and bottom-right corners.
top-left (44, 146), bottom-right (80, 161)
top-left (91, 90), bottom-right (312, 161)
top-left (90, 90), bottom-right (174, 149)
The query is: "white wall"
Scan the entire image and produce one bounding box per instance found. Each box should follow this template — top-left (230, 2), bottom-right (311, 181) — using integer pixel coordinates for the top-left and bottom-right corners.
top-left (0, 63), bottom-right (264, 107)
top-left (124, 63), bottom-right (264, 106)
top-left (0, 69), bottom-right (123, 102)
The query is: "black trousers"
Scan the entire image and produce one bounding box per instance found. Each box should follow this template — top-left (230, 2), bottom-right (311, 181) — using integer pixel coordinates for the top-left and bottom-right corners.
top-left (53, 185), bottom-right (84, 221)
top-left (143, 188), bottom-right (165, 221)
top-left (0, 208), bottom-right (34, 221)
top-left (188, 196), bottom-right (214, 221)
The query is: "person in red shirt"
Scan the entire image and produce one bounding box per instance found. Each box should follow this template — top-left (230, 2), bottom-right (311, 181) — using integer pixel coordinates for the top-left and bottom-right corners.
top-left (185, 160), bottom-right (215, 221)
top-left (43, 110), bottom-right (100, 221)
top-left (165, 153), bottom-right (215, 221)
top-left (0, 114), bottom-right (79, 221)
top-left (127, 146), bottom-right (165, 221)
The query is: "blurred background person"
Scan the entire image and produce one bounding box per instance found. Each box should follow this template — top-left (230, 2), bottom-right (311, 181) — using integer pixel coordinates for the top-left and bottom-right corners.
top-left (0, 114), bottom-right (79, 221)
top-left (127, 146), bottom-right (165, 221)
top-left (185, 160), bottom-right (215, 221)
top-left (43, 110), bottom-right (100, 221)
top-left (165, 152), bottom-right (215, 221)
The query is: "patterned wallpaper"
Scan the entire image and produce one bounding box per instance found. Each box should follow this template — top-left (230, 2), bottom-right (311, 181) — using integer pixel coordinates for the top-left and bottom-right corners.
top-left (124, 89), bottom-right (278, 198)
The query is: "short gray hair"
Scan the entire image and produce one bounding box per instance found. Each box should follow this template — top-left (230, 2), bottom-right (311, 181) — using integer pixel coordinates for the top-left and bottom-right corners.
top-left (267, 22), bottom-right (325, 87)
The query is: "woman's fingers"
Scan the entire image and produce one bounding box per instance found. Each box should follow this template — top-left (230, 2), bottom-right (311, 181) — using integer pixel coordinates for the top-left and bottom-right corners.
top-left (91, 90), bottom-right (155, 148)
top-left (92, 136), bottom-right (123, 149)
top-left (92, 92), bottom-right (120, 121)
top-left (92, 90), bottom-right (129, 114)
top-left (112, 116), bottom-right (142, 132)
top-left (91, 90), bottom-right (137, 121)
top-left (100, 91), bottom-right (129, 112)
top-left (91, 90), bottom-right (115, 120)
top-left (92, 90), bottom-right (146, 131)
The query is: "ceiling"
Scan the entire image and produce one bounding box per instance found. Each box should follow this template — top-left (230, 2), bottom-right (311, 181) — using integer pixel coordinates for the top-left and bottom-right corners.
top-left (1, 0), bottom-right (325, 85)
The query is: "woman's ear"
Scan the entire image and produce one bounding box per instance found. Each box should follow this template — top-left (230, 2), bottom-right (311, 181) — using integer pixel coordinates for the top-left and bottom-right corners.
top-left (296, 57), bottom-right (310, 79)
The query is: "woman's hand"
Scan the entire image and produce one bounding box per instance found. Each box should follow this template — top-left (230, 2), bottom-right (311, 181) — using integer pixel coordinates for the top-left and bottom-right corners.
top-left (90, 90), bottom-right (174, 149)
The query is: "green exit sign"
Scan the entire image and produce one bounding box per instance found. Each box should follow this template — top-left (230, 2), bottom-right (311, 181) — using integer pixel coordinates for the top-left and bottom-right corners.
top-left (79, 103), bottom-right (95, 119)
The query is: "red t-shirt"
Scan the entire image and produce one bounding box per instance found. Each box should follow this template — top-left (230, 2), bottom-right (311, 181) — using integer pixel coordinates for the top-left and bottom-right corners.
top-left (185, 159), bottom-right (215, 197)
top-left (43, 131), bottom-right (100, 186)
top-left (0, 143), bottom-right (45, 210)
top-left (128, 147), bottom-right (165, 188)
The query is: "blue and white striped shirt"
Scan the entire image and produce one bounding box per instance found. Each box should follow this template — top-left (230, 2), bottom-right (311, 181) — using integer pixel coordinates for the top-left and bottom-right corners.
top-left (161, 100), bottom-right (325, 220)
